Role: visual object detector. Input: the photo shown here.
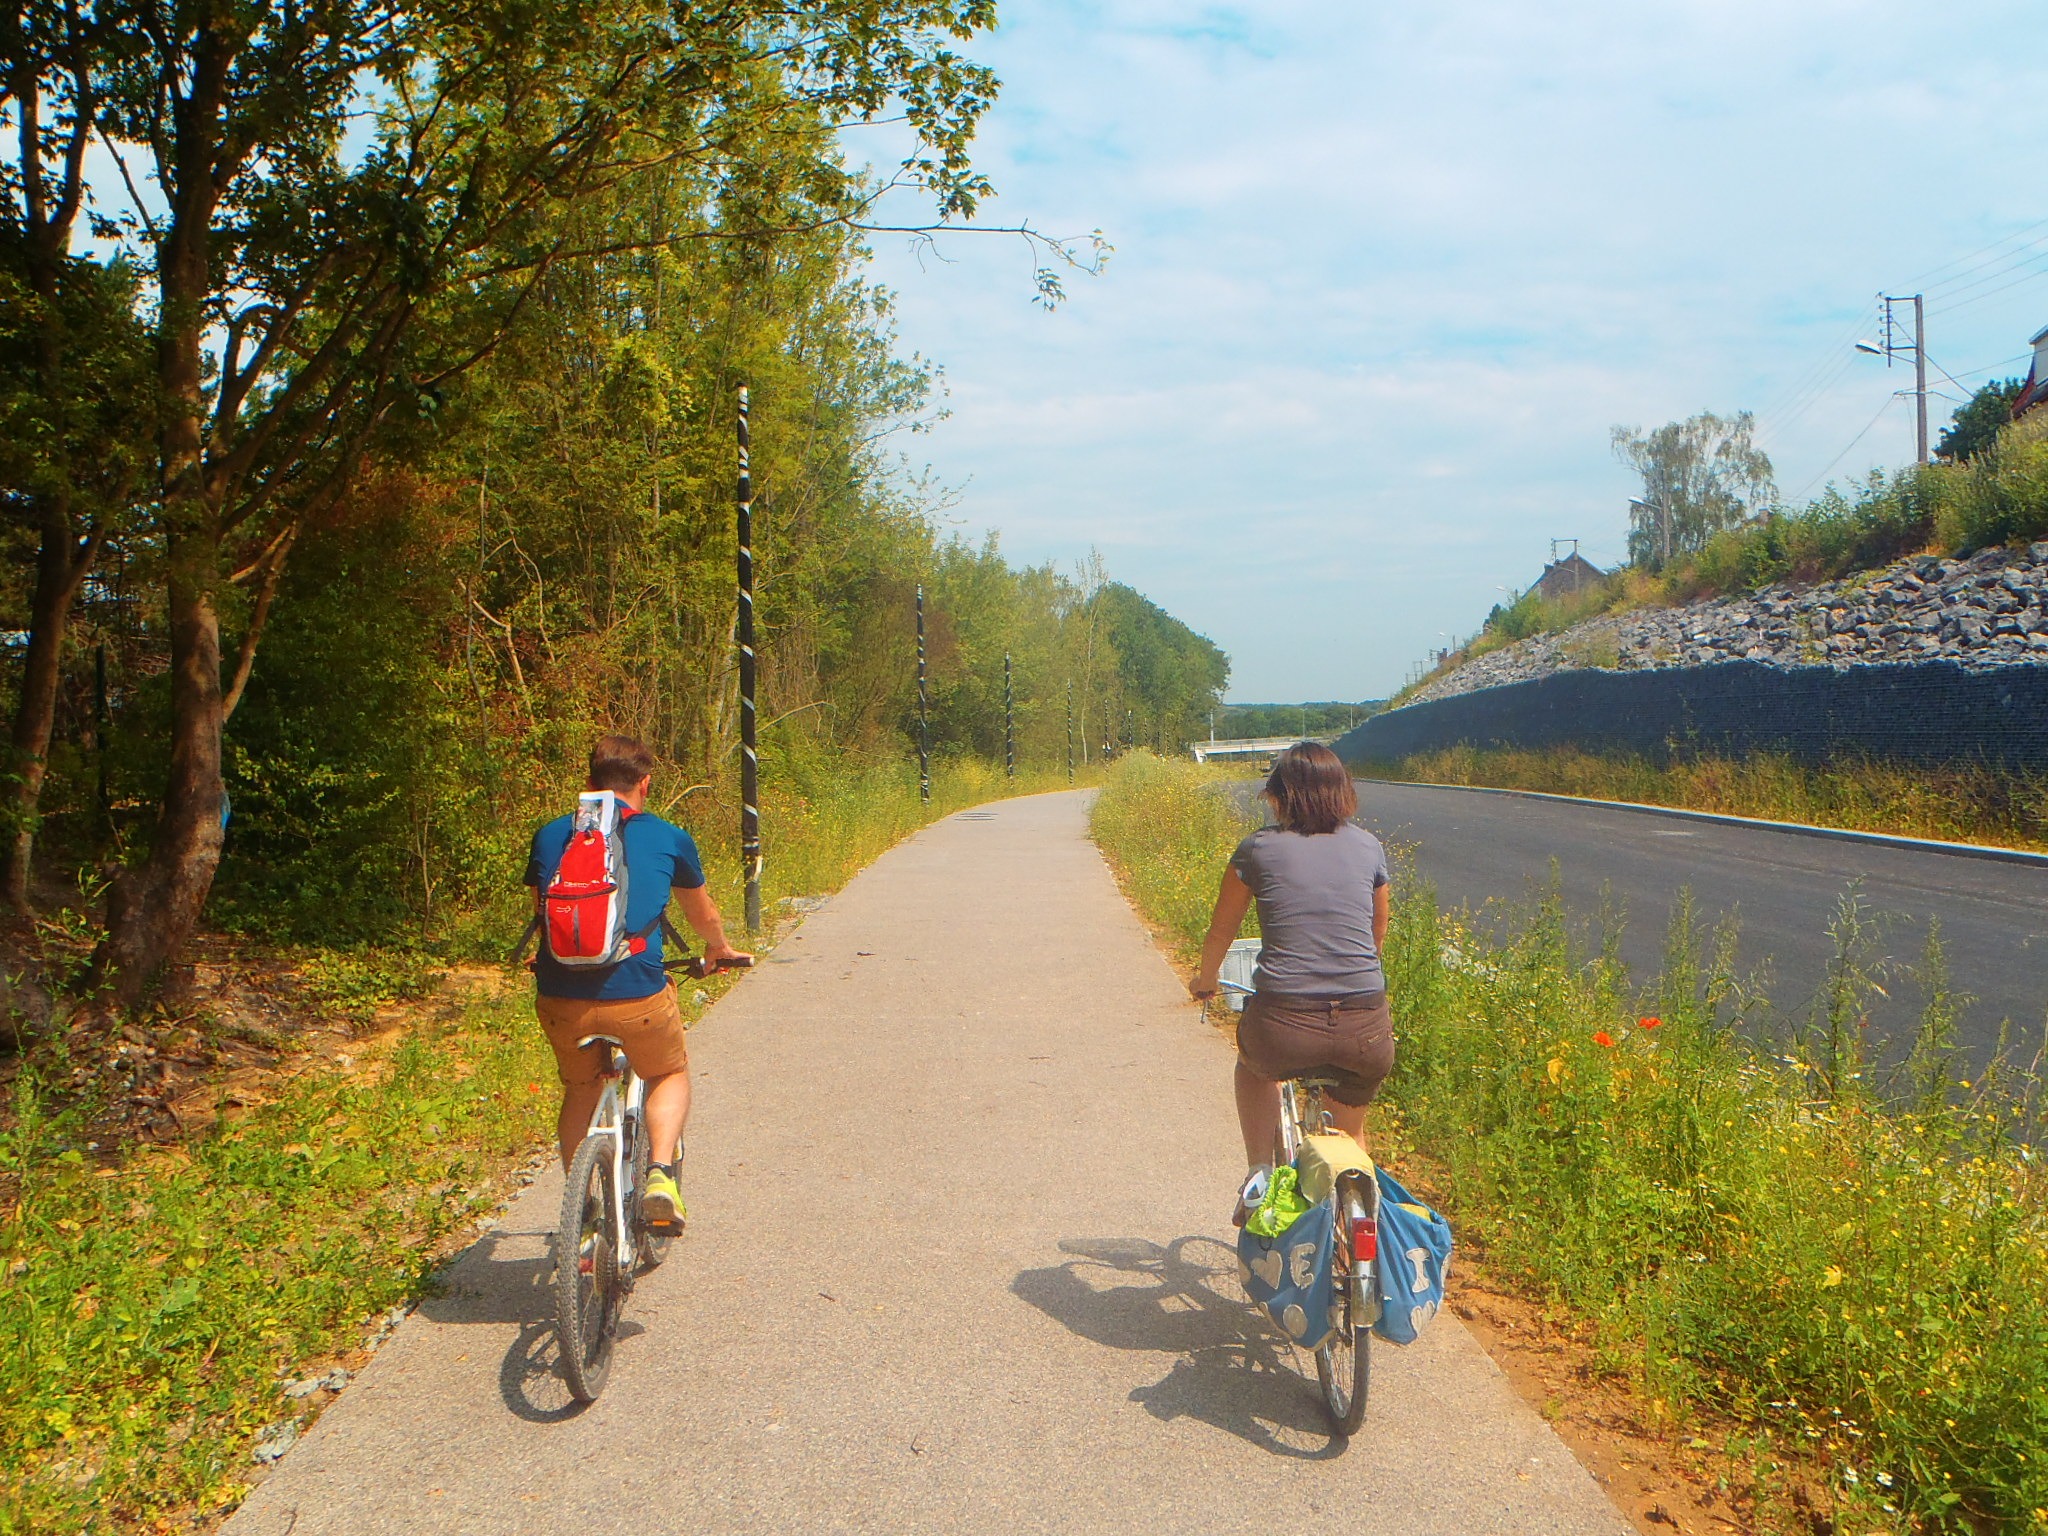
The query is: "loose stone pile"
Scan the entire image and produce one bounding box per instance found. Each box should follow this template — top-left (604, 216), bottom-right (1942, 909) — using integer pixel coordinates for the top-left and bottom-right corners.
top-left (1411, 541), bottom-right (2048, 706)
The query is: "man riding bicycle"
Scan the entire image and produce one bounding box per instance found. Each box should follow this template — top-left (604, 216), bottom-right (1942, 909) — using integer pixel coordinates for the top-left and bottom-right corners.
top-left (525, 734), bottom-right (750, 1230)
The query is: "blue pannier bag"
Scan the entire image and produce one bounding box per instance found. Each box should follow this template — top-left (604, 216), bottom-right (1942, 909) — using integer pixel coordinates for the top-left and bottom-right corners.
top-left (1236, 1195), bottom-right (1337, 1351)
top-left (1373, 1168), bottom-right (1453, 1344)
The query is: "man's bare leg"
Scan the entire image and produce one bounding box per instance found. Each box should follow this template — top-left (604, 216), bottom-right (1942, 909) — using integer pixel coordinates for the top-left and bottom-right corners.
top-left (558, 1079), bottom-right (603, 1168)
top-left (643, 1068), bottom-right (692, 1166)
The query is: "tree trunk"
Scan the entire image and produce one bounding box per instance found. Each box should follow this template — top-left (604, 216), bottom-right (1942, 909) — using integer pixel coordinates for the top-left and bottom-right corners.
top-left (96, 529), bottom-right (225, 1006)
top-left (94, 157), bottom-right (225, 1006)
top-left (2, 514), bottom-right (93, 909)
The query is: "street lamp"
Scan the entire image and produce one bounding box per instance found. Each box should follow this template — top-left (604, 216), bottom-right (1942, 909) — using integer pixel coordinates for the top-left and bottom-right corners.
top-left (1629, 496), bottom-right (1671, 567)
top-left (1855, 295), bottom-right (1928, 465)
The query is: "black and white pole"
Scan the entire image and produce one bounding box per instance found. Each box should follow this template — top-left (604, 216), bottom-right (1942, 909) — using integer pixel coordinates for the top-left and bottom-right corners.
top-left (1065, 681), bottom-right (1074, 783)
top-left (1004, 652), bottom-right (1015, 779)
top-left (737, 386), bottom-right (761, 933)
top-left (916, 585), bottom-right (930, 804)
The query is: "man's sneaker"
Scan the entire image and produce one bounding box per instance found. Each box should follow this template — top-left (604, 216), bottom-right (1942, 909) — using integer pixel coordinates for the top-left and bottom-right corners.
top-left (1232, 1165), bottom-right (1273, 1229)
top-left (642, 1168), bottom-right (686, 1231)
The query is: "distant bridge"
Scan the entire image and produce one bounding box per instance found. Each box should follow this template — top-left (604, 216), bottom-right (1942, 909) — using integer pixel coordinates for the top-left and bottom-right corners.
top-left (1189, 735), bottom-right (1329, 765)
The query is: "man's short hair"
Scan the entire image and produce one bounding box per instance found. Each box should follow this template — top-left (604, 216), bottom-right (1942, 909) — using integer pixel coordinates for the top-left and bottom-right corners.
top-left (588, 734), bottom-right (657, 792)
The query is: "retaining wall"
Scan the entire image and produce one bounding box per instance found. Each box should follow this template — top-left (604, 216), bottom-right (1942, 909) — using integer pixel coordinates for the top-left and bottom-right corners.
top-left (1331, 660), bottom-right (2048, 772)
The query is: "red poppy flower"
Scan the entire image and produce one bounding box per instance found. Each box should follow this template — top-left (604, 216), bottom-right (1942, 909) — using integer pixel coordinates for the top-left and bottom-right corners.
top-left (1593, 1031), bottom-right (1616, 1048)
top-left (1638, 1016), bottom-right (1662, 1030)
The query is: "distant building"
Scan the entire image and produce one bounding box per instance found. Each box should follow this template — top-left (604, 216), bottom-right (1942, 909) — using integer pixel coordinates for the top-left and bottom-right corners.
top-left (1532, 551), bottom-right (1605, 602)
top-left (2014, 324), bottom-right (2048, 419)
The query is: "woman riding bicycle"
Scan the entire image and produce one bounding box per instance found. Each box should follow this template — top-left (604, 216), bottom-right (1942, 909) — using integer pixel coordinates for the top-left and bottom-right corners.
top-left (1188, 742), bottom-right (1392, 1223)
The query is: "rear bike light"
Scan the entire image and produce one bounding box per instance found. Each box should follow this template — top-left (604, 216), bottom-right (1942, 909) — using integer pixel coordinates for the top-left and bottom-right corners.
top-left (1351, 1214), bottom-right (1378, 1264)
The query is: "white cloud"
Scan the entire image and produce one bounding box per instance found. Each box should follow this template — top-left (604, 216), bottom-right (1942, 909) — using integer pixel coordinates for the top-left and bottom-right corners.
top-left (858, 0), bottom-right (2048, 698)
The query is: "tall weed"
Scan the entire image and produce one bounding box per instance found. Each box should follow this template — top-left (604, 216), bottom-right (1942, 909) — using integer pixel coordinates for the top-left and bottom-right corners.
top-left (1387, 744), bottom-right (2048, 854)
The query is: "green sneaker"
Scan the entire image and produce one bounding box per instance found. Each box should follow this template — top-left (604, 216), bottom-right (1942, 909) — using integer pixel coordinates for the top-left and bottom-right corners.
top-left (642, 1168), bottom-right (685, 1231)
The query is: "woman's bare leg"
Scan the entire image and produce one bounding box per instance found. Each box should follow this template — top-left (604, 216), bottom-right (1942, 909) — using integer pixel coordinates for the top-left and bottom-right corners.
top-left (1234, 1060), bottom-right (1282, 1167)
top-left (1326, 1097), bottom-right (1371, 1157)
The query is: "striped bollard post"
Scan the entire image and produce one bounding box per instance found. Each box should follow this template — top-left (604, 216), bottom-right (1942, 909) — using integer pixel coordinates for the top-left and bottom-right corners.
top-left (1004, 652), bottom-right (1014, 779)
top-left (1065, 682), bottom-right (1074, 783)
top-left (916, 585), bottom-right (930, 804)
top-left (736, 386), bottom-right (761, 932)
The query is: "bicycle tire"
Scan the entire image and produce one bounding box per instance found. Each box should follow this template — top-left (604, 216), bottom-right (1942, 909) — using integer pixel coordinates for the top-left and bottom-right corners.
top-left (1315, 1184), bottom-right (1372, 1434)
top-left (628, 1111), bottom-right (673, 1272)
top-left (555, 1134), bottom-right (621, 1403)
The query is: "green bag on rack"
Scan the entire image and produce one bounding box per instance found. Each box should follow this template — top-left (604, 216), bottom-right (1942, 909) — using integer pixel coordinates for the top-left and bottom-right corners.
top-left (1242, 1164), bottom-right (1313, 1238)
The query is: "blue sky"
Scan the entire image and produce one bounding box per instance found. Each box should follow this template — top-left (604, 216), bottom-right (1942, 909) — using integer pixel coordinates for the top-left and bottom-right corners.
top-left (855, 0), bottom-right (2048, 700)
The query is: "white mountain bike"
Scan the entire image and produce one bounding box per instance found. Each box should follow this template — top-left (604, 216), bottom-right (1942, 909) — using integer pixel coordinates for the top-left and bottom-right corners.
top-left (555, 954), bottom-right (749, 1403)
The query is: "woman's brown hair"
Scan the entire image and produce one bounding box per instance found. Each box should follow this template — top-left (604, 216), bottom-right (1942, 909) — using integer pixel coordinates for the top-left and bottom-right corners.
top-left (1263, 741), bottom-right (1358, 834)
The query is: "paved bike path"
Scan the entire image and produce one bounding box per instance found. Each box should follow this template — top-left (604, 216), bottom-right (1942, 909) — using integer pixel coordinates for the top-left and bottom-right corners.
top-left (223, 790), bottom-right (1631, 1536)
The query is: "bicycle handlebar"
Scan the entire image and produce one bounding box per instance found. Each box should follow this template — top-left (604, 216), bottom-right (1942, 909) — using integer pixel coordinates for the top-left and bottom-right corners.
top-left (679, 954), bottom-right (755, 979)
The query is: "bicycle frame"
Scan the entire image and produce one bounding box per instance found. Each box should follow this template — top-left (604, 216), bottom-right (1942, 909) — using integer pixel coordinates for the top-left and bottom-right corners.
top-left (578, 1041), bottom-right (649, 1276)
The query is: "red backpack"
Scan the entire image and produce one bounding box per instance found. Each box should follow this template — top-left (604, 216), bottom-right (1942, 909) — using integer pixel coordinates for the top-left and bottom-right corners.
top-left (529, 792), bottom-right (660, 968)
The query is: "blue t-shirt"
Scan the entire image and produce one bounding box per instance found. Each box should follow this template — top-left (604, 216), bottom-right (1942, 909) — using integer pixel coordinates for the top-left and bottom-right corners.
top-left (525, 809), bottom-right (706, 1000)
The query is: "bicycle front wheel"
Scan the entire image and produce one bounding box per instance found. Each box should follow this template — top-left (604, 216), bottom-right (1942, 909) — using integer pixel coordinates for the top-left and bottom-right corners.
top-left (556, 1134), bottom-right (622, 1403)
top-left (1316, 1184), bottom-right (1372, 1435)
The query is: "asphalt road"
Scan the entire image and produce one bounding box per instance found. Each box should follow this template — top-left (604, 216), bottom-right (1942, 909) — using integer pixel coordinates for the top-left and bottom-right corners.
top-left (1356, 781), bottom-right (2048, 1063)
top-left (221, 791), bottom-right (1630, 1536)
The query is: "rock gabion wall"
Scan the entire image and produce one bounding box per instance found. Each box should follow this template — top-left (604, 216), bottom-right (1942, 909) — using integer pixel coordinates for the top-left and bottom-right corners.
top-left (1338, 543), bottom-right (2048, 773)
top-left (1409, 541), bottom-right (2048, 707)
top-left (1333, 661), bottom-right (2048, 771)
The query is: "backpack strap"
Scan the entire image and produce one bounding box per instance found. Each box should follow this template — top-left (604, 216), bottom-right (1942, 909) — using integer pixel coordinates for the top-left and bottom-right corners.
top-left (623, 907), bottom-right (669, 957)
top-left (510, 913), bottom-right (541, 965)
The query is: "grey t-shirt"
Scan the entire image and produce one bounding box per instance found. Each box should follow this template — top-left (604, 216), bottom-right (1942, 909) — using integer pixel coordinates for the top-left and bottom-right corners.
top-left (1229, 822), bottom-right (1390, 998)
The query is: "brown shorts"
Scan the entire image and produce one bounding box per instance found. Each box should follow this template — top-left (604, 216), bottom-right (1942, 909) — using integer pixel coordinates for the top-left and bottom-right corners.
top-left (1235, 991), bottom-right (1395, 1107)
top-left (535, 984), bottom-right (689, 1086)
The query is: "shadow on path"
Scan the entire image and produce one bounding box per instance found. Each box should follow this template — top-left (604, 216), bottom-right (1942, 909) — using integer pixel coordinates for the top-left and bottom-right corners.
top-left (414, 1227), bottom-right (611, 1423)
top-left (1013, 1235), bottom-right (1346, 1460)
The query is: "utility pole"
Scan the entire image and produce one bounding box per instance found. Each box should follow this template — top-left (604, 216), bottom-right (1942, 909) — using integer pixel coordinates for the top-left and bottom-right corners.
top-left (1913, 293), bottom-right (1928, 466)
top-left (1065, 682), bottom-right (1074, 783)
top-left (1863, 295), bottom-right (1929, 466)
top-left (1629, 498), bottom-right (1670, 569)
top-left (1004, 652), bottom-right (1014, 779)
top-left (735, 387), bottom-right (761, 932)
top-left (915, 585), bottom-right (929, 804)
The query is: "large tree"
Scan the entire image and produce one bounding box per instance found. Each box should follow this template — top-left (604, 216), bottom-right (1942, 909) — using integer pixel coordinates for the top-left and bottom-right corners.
top-left (0, 0), bottom-right (1007, 1003)
top-left (1936, 377), bottom-right (2025, 464)
top-left (1612, 411), bottom-right (1776, 570)
top-left (0, 3), bottom-right (154, 910)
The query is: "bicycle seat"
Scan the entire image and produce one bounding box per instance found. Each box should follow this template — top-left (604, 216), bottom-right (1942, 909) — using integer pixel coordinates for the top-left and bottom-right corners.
top-left (1295, 1073), bottom-right (1343, 1090)
top-left (574, 1033), bottom-right (626, 1050)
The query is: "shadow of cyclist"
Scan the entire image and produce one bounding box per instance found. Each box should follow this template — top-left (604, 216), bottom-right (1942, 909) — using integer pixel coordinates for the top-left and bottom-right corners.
top-left (1012, 1235), bottom-right (1346, 1460)
top-left (411, 1225), bottom-right (649, 1423)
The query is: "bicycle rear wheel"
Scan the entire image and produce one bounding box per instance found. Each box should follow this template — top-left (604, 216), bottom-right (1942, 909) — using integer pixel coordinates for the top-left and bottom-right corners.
top-left (1316, 1183), bottom-right (1372, 1435)
top-left (556, 1134), bottom-right (622, 1403)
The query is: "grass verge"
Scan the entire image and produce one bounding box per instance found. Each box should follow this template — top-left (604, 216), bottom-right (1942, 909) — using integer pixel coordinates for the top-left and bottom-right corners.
top-left (1092, 751), bottom-right (2048, 1535)
top-left (1374, 744), bottom-right (2048, 855)
top-left (0, 752), bottom-right (1083, 1535)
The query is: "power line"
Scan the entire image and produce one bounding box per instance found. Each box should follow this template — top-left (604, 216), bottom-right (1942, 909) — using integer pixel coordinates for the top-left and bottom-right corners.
top-left (1904, 216), bottom-right (2048, 290)
top-left (1921, 245), bottom-right (2048, 311)
top-left (1753, 301), bottom-right (1882, 429)
top-left (1927, 260), bottom-right (2048, 320)
top-left (1791, 394), bottom-right (1900, 503)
